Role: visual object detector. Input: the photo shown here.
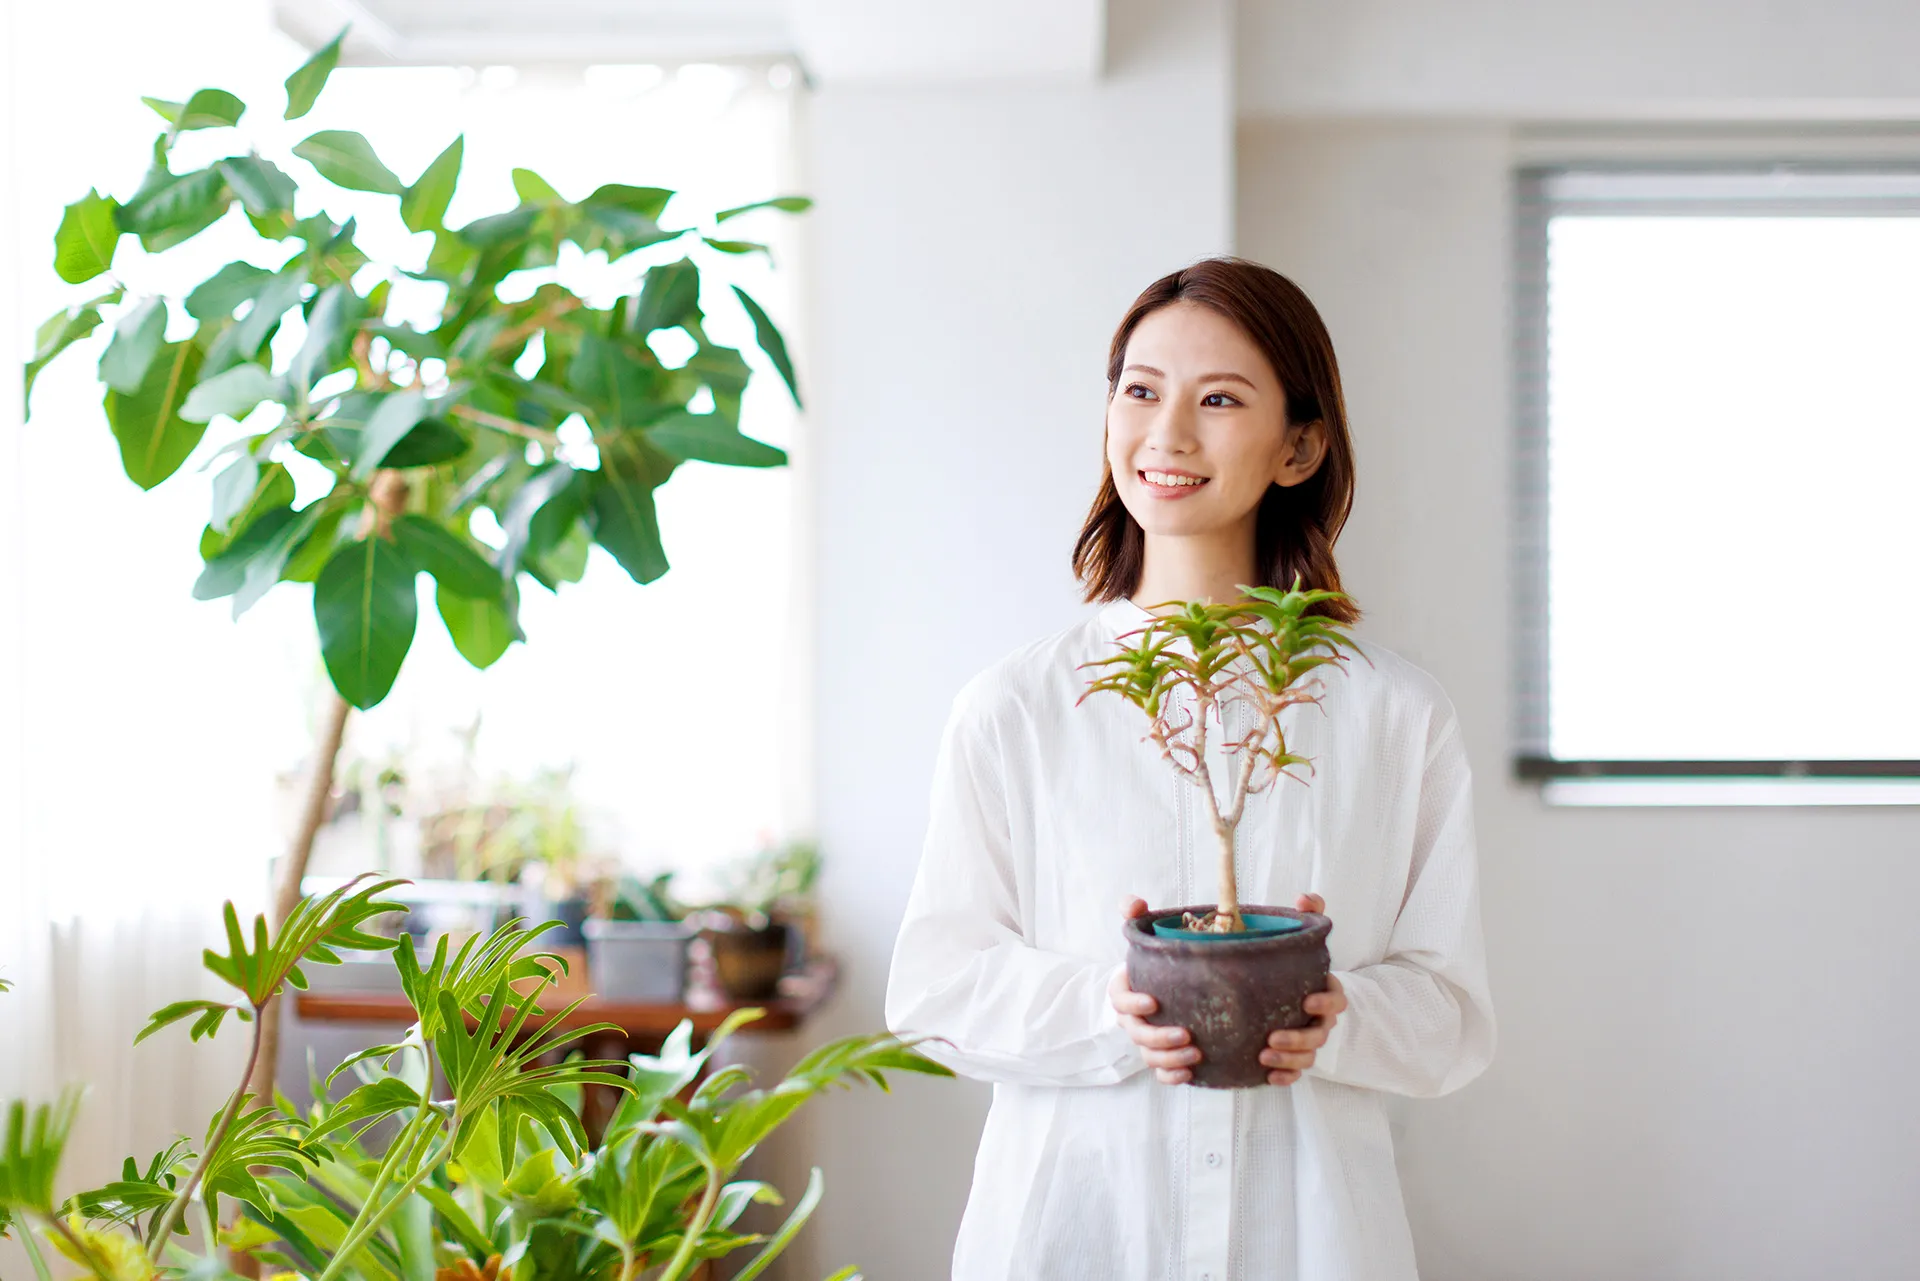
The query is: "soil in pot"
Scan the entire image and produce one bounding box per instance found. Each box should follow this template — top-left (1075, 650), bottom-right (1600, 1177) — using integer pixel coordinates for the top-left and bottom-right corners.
top-left (706, 921), bottom-right (792, 1000)
top-left (1124, 904), bottom-right (1332, 1089)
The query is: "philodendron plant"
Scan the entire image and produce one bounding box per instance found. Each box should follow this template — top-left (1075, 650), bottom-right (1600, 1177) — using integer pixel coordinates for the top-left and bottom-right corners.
top-left (0, 876), bottom-right (948, 1281)
top-left (1077, 579), bottom-right (1364, 933)
top-left (22, 28), bottom-right (808, 1099)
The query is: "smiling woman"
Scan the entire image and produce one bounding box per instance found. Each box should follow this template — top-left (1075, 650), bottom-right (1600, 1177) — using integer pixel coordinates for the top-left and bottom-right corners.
top-left (1073, 258), bottom-right (1360, 624)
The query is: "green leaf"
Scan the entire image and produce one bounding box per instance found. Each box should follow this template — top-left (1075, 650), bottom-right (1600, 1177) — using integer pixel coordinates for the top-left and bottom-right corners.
top-left (400, 135), bottom-right (463, 234)
top-left (727, 1168), bottom-right (824, 1281)
top-left (732, 285), bottom-right (802, 408)
top-left (567, 333), bottom-right (662, 430)
top-left (53, 189), bottom-right (120, 283)
top-left (185, 262), bottom-right (271, 321)
top-left (232, 500), bottom-right (330, 618)
top-left (217, 155), bottom-right (296, 217)
top-left (714, 195), bottom-right (812, 223)
top-left (173, 88), bottom-right (245, 130)
top-left (380, 417), bottom-right (468, 468)
top-left (195, 505), bottom-right (293, 598)
top-left (200, 462), bottom-right (296, 558)
top-left (294, 130), bottom-right (405, 195)
top-left (627, 258), bottom-right (701, 335)
top-left (390, 515), bottom-right (499, 598)
top-left (117, 167), bottom-right (231, 245)
top-left (0, 1090), bottom-right (83, 1215)
top-left (23, 301), bottom-right (109, 414)
top-left (574, 184), bottom-right (679, 257)
top-left (315, 536), bottom-right (418, 709)
top-left (141, 97), bottom-right (183, 124)
top-left (282, 497), bottom-right (353, 583)
top-left (643, 412), bottom-right (785, 468)
top-left (289, 284), bottom-right (352, 393)
top-left (511, 167), bottom-right (562, 204)
top-left (285, 28), bottom-right (346, 120)
top-left (105, 340), bottom-right (204, 489)
top-left (181, 363), bottom-right (285, 423)
top-left (701, 237), bottom-right (768, 257)
top-left (437, 582), bottom-right (516, 669)
top-left (591, 433), bottom-right (670, 584)
top-left (135, 998), bottom-right (243, 1044)
top-left (236, 266), bottom-right (309, 358)
top-left (351, 390), bottom-right (430, 480)
top-left (98, 297), bottom-right (168, 394)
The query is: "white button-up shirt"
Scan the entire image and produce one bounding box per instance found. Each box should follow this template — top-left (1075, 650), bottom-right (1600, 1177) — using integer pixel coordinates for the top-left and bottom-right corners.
top-left (886, 598), bottom-right (1497, 1281)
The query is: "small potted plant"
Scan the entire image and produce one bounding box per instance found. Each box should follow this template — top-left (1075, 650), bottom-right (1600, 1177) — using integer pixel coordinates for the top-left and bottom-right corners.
top-left (584, 871), bottom-right (697, 1002)
top-left (1079, 578), bottom-right (1364, 1088)
top-left (698, 839), bottom-right (820, 999)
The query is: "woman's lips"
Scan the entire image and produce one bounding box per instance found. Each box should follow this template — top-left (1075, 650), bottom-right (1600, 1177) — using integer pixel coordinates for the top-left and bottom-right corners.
top-left (1138, 470), bottom-right (1210, 499)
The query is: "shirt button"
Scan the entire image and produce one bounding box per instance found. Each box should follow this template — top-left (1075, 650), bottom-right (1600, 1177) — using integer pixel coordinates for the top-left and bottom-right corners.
top-left (1206, 1152), bottom-right (1222, 1168)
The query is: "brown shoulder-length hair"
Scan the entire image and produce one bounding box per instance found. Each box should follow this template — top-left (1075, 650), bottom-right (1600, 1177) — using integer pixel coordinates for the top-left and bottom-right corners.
top-left (1071, 257), bottom-right (1360, 625)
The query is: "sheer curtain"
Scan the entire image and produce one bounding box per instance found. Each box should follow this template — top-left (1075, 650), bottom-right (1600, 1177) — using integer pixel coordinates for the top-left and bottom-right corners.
top-left (1, 0), bottom-right (805, 1237)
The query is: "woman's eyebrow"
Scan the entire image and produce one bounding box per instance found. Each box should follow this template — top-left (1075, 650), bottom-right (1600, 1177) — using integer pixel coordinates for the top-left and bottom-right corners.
top-left (1122, 363), bottom-right (1258, 390)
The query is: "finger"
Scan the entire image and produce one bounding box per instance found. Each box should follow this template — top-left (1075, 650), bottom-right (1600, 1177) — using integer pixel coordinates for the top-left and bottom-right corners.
top-left (1128, 1024), bottom-right (1191, 1051)
top-left (1267, 1068), bottom-right (1302, 1087)
top-left (1120, 896), bottom-right (1150, 920)
top-left (1259, 1048), bottom-right (1317, 1071)
top-left (1113, 991), bottom-right (1159, 1018)
top-left (1267, 1026), bottom-right (1330, 1051)
top-left (1155, 1067), bottom-right (1194, 1085)
top-left (1303, 992), bottom-right (1347, 1018)
top-left (1144, 1045), bottom-right (1201, 1070)
top-left (1295, 892), bottom-right (1325, 914)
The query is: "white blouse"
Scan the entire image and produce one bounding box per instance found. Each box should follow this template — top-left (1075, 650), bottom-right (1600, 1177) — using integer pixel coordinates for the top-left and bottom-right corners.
top-left (886, 597), bottom-right (1496, 1281)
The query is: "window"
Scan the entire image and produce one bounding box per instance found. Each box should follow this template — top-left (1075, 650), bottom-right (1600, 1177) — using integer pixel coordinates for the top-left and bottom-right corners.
top-left (1514, 166), bottom-right (1920, 793)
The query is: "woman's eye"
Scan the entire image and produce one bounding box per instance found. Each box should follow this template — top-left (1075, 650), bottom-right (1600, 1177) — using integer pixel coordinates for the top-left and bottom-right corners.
top-left (1125, 384), bottom-right (1158, 401)
top-left (1202, 392), bottom-right (1242, 408)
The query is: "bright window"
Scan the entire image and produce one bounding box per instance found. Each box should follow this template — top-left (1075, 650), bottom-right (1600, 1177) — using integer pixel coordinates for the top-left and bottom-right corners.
top-left (1515, 167), bottom-right (1920, 781)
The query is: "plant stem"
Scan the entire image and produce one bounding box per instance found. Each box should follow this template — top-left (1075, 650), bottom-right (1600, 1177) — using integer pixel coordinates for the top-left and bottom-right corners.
top-left (314, 1118), bottom-right (450, 1281)
top-left (147, 1014), bottom-right (266, 1253)
top-left (449, 405), bottom-right (562, 447)
top-left (19, 1218), bottom-right (54, 1281)
top-left (657, 1168), bottom-right (722, 1281)
top-left (248, 687), bottom-right (353, 1105)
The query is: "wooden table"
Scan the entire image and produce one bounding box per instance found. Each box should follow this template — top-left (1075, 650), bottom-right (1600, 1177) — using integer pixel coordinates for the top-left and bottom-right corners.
top-left (297, 958), bottom-right (838, 1138)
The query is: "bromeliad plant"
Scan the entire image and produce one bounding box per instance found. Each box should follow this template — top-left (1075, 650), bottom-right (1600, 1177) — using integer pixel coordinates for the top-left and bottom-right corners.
top-left (21, 28), bottom-right (809, 1099)
top-left (1077, 578), bottom-right (1365, 933)
top-left (0, 875), bottom-right (947, 1281)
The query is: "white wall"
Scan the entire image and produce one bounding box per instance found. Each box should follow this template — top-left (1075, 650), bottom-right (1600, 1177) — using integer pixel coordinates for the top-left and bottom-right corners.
top-left (793, 0), bottom-right (1232, 1273)
top-left (1235, 114), bottom-right (1920, 1281)
top-left (1237, 0), bottom-right (1920, 119)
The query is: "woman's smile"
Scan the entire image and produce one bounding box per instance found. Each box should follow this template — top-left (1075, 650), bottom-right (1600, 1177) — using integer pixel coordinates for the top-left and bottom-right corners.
top-left (1139, 468), bottom-right (1211, 497)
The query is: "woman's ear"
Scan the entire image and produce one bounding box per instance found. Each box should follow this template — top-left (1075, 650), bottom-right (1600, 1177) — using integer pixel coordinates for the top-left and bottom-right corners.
top-left (1275, 419), bottom-right (1329, 488)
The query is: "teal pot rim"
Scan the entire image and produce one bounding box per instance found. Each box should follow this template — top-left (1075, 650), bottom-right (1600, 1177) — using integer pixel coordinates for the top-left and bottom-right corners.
top-left (1150, 911), bottom-right (1303, 941)
top-left (1125, 905), bottom-right (1331, 952)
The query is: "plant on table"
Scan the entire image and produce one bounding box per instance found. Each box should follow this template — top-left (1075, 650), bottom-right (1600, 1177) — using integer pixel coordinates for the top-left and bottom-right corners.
top-left (1077, 578), bottom-right (1363, 933)
top-left (0, 875), bottom-right (948, 1281)
top-left (23, 29), bottom-right (808, 1099)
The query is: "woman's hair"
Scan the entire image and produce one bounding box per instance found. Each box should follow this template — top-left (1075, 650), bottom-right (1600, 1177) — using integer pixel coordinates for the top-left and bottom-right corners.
top-left (1071, 256), bottom-right (1360, 625)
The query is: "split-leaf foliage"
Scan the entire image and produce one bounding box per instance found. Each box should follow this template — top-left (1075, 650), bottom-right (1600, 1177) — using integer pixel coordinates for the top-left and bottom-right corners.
top-left (0, 873), bottom-right (948, 1281)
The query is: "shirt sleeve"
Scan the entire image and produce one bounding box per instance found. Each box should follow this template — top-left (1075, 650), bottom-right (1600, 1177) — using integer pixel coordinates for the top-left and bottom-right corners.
top-left (1306, 708), bottom-right (1497, 1098)
top-left (886, 688), bottom-right (1147, 1088)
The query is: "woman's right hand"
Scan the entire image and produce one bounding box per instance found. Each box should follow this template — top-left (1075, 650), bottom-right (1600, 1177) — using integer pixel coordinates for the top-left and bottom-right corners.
top-left (1110, 896), bottom-right (1200, 1084)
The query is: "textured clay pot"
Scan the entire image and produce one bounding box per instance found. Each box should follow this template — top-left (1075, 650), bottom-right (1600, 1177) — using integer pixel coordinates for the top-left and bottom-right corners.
top-left (1124, 904), bottom-right (1332, 1089)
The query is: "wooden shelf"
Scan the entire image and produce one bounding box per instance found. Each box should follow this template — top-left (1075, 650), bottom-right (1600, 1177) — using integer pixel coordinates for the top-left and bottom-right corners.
top-left (295, 958), bottom-right (838, 1042)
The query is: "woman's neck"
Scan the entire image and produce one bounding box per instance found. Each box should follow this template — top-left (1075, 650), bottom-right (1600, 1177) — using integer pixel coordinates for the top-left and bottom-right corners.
top-left (1131, 527), bottom-right (1259, 608)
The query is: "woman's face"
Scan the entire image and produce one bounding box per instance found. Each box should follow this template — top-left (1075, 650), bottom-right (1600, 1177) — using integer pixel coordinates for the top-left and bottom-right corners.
top-left (1104, 301), bottom-right (1325, 540)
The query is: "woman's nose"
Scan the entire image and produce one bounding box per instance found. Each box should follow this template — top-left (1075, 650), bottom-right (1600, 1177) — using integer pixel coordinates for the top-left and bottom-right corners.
top-left (1144, 398), bottom-right (1198, 452)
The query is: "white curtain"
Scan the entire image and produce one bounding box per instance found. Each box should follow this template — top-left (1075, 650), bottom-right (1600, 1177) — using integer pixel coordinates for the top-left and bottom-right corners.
top-left (3, 8), bottom-right (805, 1270)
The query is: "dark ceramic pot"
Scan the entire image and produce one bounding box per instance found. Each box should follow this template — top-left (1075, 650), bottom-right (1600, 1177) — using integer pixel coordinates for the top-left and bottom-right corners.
top-left (706, 922), bottom-right (792, 1000)
top-left (1124, 904), bottom-right (1332, 1089)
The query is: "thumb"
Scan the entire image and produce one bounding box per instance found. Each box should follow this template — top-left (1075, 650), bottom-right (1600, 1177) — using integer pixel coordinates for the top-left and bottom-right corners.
top-left (1120, 896), bottom-right (1150, 920)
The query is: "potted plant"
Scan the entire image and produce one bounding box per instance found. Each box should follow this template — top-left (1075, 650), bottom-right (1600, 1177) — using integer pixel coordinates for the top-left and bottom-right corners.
top-left (1078, 579), bottom-right (1364, 1088)
top-left (699, 840), bottom-right (821, 1000)
top-left (0, 876), bottom-right (949, 1281)
top-left (23, 28), bottom-right (808, 1101)
top-left (585, 871), bottom-right (698, 1003)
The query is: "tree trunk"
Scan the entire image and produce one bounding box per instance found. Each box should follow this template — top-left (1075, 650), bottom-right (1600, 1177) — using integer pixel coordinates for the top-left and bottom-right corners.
top-left (246, 690), bottom-right (352, 1104)
top-left (1214, 820), bottom-right (1241, 930)
top-left (245, 470), bottom-right (409, 1104)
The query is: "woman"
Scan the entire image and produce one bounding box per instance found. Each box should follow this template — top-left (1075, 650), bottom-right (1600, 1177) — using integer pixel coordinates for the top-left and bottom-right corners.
top-left (886, 257), bottom-right (1495, 1281)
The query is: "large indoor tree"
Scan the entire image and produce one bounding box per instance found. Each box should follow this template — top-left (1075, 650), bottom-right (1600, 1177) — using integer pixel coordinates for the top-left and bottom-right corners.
top-left (23, 30), bottom-right (808, 1099)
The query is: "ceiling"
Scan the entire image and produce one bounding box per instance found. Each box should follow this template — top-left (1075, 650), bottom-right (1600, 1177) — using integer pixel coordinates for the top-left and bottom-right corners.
top-left (272, 0), bottom-right (1108, 83)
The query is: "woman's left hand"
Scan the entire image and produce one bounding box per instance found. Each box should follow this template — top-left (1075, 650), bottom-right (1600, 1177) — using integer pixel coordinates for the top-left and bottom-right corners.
top-left (1260, 892), bottom-right (1348, 1086)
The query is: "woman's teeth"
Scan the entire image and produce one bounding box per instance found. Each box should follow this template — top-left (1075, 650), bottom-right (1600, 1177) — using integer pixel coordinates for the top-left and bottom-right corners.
top-left (1142, 471), bottom-right (1206, 487)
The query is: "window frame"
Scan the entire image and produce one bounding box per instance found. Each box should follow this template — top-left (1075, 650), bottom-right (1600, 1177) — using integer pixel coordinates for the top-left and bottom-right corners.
top-left (1512, 161), bottom-right (1920, 784)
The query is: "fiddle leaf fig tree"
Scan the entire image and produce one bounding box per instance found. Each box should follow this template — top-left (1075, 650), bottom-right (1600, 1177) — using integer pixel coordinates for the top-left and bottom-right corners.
top-left (23, 30), bottom-right (809, 1099)
top-left (1077, 579), bottom-right (1365, 932)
